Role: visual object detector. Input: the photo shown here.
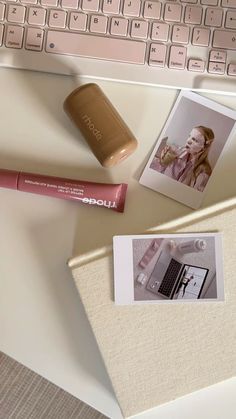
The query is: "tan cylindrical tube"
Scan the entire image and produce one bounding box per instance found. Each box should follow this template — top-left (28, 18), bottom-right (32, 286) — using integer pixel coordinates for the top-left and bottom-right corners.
top-left (63, 83), bottom-right (138, 168)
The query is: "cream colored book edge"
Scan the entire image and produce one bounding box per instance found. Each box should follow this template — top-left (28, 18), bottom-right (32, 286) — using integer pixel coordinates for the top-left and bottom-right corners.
top-left (68, 197), bottom-right (236, 418)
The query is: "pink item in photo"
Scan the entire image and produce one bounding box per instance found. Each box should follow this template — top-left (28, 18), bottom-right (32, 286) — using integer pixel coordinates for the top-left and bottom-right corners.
top-left (139, 239), bottom-right (161, 268)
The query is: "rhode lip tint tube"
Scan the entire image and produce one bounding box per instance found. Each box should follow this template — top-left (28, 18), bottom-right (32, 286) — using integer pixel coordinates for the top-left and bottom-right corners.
top-left (0, 168), bottom-right (128, 212)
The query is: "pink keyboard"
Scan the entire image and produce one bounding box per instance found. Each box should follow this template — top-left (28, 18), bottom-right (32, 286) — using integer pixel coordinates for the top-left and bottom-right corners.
top-left (0, 0), bottom-right (236, 93)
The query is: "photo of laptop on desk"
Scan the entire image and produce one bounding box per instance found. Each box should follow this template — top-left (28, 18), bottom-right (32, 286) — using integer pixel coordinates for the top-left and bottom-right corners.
top-left (146, 257), bottom-right (209, 299)
top-left (130, 235), bottom-right (221, 303)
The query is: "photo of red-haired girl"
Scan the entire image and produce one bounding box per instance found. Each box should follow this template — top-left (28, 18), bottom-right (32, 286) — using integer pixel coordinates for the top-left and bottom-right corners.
top-left (139, 91), bottom-right (236, 209)
top-left (150, 126), bottom-right (215, 192)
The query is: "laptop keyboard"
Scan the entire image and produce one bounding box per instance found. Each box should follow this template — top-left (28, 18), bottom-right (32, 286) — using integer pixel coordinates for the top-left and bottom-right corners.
top-left (0, 1), bottom-right (236, 91)
top-left (158, 258), bottom-right (183, 298)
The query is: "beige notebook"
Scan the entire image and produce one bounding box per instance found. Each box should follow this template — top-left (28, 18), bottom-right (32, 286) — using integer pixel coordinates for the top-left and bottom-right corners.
top-left (68, 197), bottom-right (236, 418)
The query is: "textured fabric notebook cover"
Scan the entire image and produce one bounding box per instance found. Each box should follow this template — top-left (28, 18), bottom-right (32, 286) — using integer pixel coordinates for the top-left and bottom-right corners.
top-left (69, 198), bottom-right (236, 418)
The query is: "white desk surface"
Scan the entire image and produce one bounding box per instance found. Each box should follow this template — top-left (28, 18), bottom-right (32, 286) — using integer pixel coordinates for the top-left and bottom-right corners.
top-left (0, 67), bottom-right (236, 419)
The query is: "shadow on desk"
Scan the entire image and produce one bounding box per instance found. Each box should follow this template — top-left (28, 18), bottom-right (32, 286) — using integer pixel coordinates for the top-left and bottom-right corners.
top-left (25, 208), bottom-right (117, 399)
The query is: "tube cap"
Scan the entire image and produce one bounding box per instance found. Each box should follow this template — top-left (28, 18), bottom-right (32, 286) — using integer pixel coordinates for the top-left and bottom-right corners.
top-left (195, 239), bottom-right (207, 251)
top-left (0, 169), bottom-right (19, 190)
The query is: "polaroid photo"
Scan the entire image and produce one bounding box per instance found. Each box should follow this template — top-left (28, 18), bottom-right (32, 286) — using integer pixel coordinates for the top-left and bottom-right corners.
top-left (139, 91), bottom-right (236, 209)
top-left (113, 233), bottom-right (224, 305)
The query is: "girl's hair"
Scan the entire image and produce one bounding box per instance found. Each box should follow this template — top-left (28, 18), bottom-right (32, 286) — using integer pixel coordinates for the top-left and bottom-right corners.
top-left (194, 126), bottom-right (215, 147)
top-left (193, 126), bottom-right (215, 179)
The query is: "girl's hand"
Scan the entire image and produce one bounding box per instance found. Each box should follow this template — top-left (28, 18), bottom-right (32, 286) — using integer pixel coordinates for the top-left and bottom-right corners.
top-left (160, 145), bottom-right (178, 166)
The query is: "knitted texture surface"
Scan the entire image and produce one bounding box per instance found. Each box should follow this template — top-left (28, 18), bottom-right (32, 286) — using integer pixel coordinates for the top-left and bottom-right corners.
top-left (70, 199), bottom-right (236, 418)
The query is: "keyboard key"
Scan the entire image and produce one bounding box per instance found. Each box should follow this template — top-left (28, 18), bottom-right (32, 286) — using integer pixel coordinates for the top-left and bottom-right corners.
top-left (7, 4), bottom-right (26, 24)
top-left (143, 1), bottom-right (161, 20)
top-left (149, 43), bottom-right (166, 67)
top-left (25, 27), bottom-right (44, 50)
top-left (201, 0), bottom-right (218, 4)
top-left (192, 27), bottom-right (210, 46)
top-left (172, 25), bottom-right (190, 44)
top-left (61, 0), bottom-right (79, 8)
top-left (49, 9), bottom-right (67, 28)
top-left (46, 30), bottom-right (146, 64)
top-left (123, 0), bottom-right (141, 17)
top-left (28, 7), bottom-right (46, 26)
top-left (184, 5), bottom-right (202, 25)
top-left (90, 14), bottom-right (108, 33)
top-left (131, 19), bottom-right (149, 39)
top-left (151, 21), bottom-right (169, 41)
top-left (169, 45), bottom-right (187, 69)
top-left (209, 49), bottom-right (227, 62)
top-left (208, 61), bottom-right (225, 74)
top-left (228, 63), bottom-right (236, 75)
top-left (164, 2), bottom-right (182, 22)
top-left (222, 0), bottom-right (236, 8)
top-left (213, 30), bottom-right (236, 49)
top-left (69, 12), bottom-right (87, 30)
top-left (5, 24), bottom-right (24, 48)
top-left (41, 0), bottom-right (58, 6)
top-left (225, 11), bottom-right (236, 30)
top-left (82, 0), bottom-right (99, 11)
top-left (0, 23), bottom-right (4, 45)
top-left (188, 58), bottom-right (205, 72)
top-left (102, 0), bottom-right (120, 15)
top-left (0, 3), bottom-right (5, 21)
top-left (205, 8), bottom-right (223, 27)
top-left (110, 17), bottom-right (128, 36)
top-left (20, 0), bottom-right (37, 4)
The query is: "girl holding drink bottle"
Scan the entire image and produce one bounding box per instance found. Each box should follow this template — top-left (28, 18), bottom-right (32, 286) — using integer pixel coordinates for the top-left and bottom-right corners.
top-left (150, 126), bottom-right (215, 192)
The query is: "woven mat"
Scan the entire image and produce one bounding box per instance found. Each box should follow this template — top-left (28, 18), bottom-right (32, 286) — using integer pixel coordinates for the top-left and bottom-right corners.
top-left (0, 352), bottom-right (108, 419)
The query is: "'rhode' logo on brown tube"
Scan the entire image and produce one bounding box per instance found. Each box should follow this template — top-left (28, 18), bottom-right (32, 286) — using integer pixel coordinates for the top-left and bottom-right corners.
top-left (81, 114), bottom-right (102, 141)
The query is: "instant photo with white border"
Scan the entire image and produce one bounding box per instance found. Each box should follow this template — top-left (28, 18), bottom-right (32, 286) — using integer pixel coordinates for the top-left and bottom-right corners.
top-left (113, 233), bottom-right (224, 305)
top-left (139, 91), bottom-right (236, 209)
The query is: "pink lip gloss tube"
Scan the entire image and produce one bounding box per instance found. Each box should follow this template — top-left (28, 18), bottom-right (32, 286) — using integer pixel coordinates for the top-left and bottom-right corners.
top-left (0, 168), bottom-right (128, 212)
